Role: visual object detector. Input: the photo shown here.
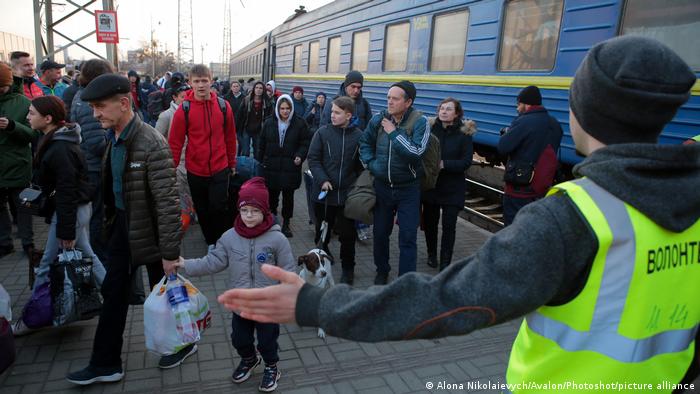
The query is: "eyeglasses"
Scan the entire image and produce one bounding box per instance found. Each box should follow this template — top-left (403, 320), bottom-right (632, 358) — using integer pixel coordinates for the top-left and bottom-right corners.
top-left (240, 208), bottom-right (263, 217)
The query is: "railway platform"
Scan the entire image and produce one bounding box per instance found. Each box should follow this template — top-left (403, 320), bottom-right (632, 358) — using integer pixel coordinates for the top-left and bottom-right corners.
top-left (2, 187), bottom-right (514, 394)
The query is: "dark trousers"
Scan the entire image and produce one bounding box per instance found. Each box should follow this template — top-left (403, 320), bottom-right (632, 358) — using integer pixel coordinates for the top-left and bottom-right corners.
top-left (422, 202), bottom-right (460, 265)
top-left (0, 187), bottom-right (33, 249)
top-left (314, 203), bottom-right (356, 269)
top-left (268, 188), bottom-right (295, 220)
top-left (231, 313), bottom-right (279, 365)
top-left (187, 170), bottom-right (233, 245)
top-left (373, 181), bottom-right (420, 276)
top-left (90, 210), bottom-right (164, 368)
top-left (87, 171), bottom-right (106, 262)
top-left (303, 172), bottom-right (315, 224)
top-left (502, 195), bottom-right (539, 226)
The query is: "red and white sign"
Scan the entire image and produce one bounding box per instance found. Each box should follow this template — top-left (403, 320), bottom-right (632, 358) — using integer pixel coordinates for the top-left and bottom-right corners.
top-left (95, 10), bottom-right (119, 43)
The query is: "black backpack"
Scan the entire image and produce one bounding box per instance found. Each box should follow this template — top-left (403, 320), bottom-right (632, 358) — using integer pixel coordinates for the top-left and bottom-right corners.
top-left (147, 90), bottom-right (167, 119)
top-left (181, 96), bottom-right (228, 135)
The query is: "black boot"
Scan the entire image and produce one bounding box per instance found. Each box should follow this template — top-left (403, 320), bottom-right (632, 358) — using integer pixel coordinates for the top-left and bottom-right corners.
top-left (340, 268), bottom-right (354, 285)
top-left (374, 272), bottom-right (388, 285)
top-left (281, 220), bottom-right (293, 238)
top-left (439, 261), bottom-right (450, 272)
top-left (427, 254), bottom-right (438, 268)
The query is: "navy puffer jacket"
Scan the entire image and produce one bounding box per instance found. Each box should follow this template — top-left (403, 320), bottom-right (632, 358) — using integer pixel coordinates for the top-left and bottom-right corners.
top-left (71, 88), bottom-right (107, 172)
top-left (359, 107), bottom-right (430, 188)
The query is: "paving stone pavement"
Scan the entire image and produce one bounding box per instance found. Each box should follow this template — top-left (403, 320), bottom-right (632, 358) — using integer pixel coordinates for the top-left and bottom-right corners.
top-left (1, 187), bottom-right (527, 394)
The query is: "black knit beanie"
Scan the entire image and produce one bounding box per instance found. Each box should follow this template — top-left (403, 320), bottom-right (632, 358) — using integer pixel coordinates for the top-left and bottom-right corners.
top-left (344, 70), bottom-right (364, 87)
top-left (391, 80), bottom-right (417, 102)
top-left (570, 36), bottom-right (696, 145)
top-left (517, 85), bottom-right (542, 105)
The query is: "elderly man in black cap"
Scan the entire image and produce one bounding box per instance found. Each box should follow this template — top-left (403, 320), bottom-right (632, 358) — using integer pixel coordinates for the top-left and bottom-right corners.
top-left (66, 73), bottom-right (186, 385)
top-left (320, 70), bottom-right (373, 130)
top-left (36, 59), bottom-right (68, 97)
top-left (220, 36), bottom-right (700, 392)
top-left (359, 80), bottom-right (429, 284)
top-left (497, 85), bottom-right (563, 225)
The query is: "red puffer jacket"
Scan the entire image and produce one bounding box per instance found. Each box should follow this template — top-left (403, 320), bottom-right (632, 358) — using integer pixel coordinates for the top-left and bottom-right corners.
top-left (168, 90), bottom-right (237, 177)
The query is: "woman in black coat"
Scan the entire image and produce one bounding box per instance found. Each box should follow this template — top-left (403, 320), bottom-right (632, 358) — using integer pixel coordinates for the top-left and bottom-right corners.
top-left (13, 96), bottom-right (106, 334)
top-left (256, 94), bottom-right (310, 237)
top-left (421, 98), bottom-right (476, 271)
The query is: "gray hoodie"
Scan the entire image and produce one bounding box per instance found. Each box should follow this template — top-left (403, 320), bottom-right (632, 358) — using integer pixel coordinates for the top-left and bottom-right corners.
top-left (296, 143), bottom-right (700, 365)
top-left (181, 224), bottom-right (296, 292)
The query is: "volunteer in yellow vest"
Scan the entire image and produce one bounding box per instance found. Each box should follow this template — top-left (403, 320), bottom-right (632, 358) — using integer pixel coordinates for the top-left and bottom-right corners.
top-left (216, 36), bottom-right (700, 392)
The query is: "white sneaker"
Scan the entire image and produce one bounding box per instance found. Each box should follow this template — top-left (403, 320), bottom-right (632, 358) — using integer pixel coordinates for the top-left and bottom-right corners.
top-left (12, 319), bottom-right (37, 336)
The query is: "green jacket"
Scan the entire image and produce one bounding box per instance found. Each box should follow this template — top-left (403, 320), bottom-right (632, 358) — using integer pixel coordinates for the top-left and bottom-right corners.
top-left (0, 78), bottom-right (38, 188)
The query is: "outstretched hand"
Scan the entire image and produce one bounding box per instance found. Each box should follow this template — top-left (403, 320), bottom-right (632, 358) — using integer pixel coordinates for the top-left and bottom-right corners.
top-left (217, 264), bottom-right (305, 324)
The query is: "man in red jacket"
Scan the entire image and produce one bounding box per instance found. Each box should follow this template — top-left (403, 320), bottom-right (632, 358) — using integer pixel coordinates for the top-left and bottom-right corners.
top-left (169, 64), bottom-right (237, 247)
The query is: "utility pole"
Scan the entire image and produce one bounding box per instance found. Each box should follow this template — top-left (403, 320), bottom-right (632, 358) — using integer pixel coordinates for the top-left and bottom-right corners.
top-left (200, 43), bottom-right (207, 65)
top-left (177, 0), bottom-right (195, 70)
top-left (222, 0), bottom-right (232, 79)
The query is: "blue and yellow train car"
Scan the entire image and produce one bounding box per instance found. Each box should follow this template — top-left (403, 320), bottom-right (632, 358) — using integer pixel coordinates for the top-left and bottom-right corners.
top-left (230, 0), bottom-right (700, 168)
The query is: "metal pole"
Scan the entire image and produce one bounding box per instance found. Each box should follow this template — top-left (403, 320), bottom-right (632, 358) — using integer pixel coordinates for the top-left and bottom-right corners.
top-left (45, 0), bottom-right (54, 61)
top-left (33, 0), bottom-right (44, 62)
top-left (103, 0), bottom-right (116, 68)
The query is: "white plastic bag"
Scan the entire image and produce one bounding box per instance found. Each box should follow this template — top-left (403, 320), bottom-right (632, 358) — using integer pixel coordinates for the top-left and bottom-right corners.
top-left (144, 274), bottom-right (211, 356)
top-left (0, 284), bottom-right (11, 322)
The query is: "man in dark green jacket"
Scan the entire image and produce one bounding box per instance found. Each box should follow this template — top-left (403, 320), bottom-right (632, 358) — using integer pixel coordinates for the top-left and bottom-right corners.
top-left (0, 63), bottom-right (37, 258)
top-left (66, 74), bottom-right (185, 386)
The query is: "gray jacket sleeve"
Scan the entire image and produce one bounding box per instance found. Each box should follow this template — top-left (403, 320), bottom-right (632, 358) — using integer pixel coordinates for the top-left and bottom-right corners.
top-left (182, 231), bottom-right (231, 276)
top-left (295, 192), bottom-right (597, 342)
top-left (275, 234), bottom-right (296, 274)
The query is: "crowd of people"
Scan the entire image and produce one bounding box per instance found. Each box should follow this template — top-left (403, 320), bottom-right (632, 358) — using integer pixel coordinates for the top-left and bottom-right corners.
top-left (1, 34), bottom-right (699, 393)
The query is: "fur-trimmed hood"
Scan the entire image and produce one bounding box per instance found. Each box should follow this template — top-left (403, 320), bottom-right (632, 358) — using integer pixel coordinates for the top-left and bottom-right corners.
top-left (428, 116), bottom-right (477, 136)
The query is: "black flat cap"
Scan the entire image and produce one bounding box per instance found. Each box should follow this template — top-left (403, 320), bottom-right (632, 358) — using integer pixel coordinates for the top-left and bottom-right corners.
top-left (81, 73), bottom-right (131, 101)
top-left (40, 59), bottom-right (65, 71)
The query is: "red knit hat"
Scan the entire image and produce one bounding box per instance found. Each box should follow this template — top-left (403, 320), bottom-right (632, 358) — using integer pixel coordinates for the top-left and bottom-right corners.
top-left (0, 63), bottom-right (13, 87)
top-left (237, 177), bottom-right (270, 213)
top-left (292, 86), bottom-right (303, 94)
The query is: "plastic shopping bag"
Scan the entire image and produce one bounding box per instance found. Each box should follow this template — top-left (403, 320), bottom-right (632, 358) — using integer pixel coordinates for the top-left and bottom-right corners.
top-left (0, 284), bottom-right (11, 322)
top-left (144, 275), bottom-right (211, 356)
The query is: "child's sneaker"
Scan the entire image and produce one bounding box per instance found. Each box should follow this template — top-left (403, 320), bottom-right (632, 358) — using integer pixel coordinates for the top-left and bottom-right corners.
top-left (231, 355), bottom-right (261, 383)
top-left (259, 365), bottom-right (281, 392)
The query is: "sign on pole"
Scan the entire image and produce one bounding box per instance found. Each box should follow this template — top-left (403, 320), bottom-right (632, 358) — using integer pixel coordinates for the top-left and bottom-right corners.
top-left (95, 10), bottom-right (119, 43)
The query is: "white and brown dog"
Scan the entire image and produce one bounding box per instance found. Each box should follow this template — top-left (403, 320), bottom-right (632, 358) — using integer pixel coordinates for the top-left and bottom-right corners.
top-left (297, 248), bottom-right (335, 338)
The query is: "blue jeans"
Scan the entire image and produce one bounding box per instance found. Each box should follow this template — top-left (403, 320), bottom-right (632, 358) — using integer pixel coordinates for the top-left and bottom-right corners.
top-left (239, 132), bottom-right (259, 157)
top-left (33, 203), bottom-right (106, 290)
top-left (372, 181), bottom-right (420, 276)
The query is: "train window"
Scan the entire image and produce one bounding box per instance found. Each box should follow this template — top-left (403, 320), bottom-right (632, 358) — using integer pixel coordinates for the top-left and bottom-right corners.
top-left (352, 30), bottom-right (370, 72)
top-left (294, 44), bottom-right (303, 73)
top-left (309, 41), bottom-right (320, 73)
top-left (621, 0), bottom-right (700, 70)
top-left (430, 10), bottom-right (469, 72)
top-left (384, 22), bottom-right (410, 71)
top-left (327, 36), bottom-right (341, 73)
top-left (498, 0), bottom-right (563, 71)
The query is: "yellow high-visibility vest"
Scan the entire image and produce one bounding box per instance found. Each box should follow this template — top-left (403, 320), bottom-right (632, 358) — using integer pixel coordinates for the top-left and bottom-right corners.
top-left (505, 178), bottom-right (700, 393)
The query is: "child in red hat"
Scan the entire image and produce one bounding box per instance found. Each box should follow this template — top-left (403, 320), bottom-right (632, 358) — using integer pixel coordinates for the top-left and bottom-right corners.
top-left (169, 177), bottom-right (294, 391)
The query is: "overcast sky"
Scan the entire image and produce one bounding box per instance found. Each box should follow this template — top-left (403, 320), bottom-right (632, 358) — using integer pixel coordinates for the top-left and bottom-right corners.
top-left (1, 0), bottom-right (333, 63)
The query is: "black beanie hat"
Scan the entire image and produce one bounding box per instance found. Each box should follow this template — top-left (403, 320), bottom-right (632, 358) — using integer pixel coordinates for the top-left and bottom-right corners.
top-left (391, 80), bottom-right (417, 102)
top-left (344, 70), bottom-right (364, 87)
top-left (570, 36), bottom-right (696, 145)
top-left (517, 85), bottom-right (542, 105)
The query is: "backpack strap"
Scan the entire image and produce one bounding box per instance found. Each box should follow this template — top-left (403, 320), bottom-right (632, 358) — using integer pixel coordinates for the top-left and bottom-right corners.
top-left (182, 97), bottom-right (228, 137)
top-left (402, 109), bottom-right (424, 137)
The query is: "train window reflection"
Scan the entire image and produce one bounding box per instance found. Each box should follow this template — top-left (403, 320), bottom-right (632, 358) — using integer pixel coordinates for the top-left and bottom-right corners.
top-left (384, 22), bottom-right (410, 72)
top-left (352, 30), bottom-right (370, 72)
top-left (621, 0), bottom-right (700, 70)
top-left (498, 0), bottom-right (562, 71)
top-left (327, 36), bottom-right (341, 73)
top-left (294, 44), bottom-right (303, 73)
top-left (430, 10), bottom-right (469, 72)
top-left (309, 41), bottom-right (320, 73)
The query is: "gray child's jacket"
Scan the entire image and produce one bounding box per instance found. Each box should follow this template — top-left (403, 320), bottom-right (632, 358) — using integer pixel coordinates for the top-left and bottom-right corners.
top-left (181, 224), bottom-right (296, 291)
